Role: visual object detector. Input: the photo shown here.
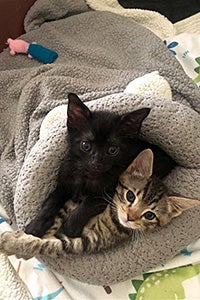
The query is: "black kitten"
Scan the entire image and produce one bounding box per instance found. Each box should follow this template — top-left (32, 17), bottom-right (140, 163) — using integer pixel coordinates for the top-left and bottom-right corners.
top-left (25, 93), bottom-right (175, 238)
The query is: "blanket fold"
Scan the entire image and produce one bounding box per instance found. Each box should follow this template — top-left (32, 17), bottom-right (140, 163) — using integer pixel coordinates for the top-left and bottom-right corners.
top-left (24, 0), bottom-right (89, 32)
top-left (0, 2), bottom-right (200, 285)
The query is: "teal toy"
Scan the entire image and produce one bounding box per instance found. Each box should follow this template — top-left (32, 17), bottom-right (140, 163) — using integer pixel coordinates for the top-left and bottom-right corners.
top-left (7, 38), bottom-right (58, 64)
top-left (28, 43), bottom-right (58, 64)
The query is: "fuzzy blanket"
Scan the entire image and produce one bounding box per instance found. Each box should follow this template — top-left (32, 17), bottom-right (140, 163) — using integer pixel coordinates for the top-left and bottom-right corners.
top-left (86, 0), bottom-right (200, 37)
top-left (0, 252), bottom-right (33, 300)
top-left (0, 0), bottom-right (200, 286)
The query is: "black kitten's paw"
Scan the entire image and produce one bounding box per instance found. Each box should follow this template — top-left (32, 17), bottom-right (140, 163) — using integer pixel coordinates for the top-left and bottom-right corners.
top-left (25, 222), bottom-right (45, 238)
top-left (58, 218), bottom-right (83, 238)
top-left (25, 218), bottom-right (54, 238)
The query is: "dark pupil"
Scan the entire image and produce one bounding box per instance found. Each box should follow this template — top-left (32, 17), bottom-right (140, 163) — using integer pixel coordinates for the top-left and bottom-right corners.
top-left (126, 190), bottom-right (135, 203)
top-left (107, 146), bottom-right (119, 156)
top-left (81, 141), bottom-right (91, 152)
top-left (143, 211), bottom-right (156, 220)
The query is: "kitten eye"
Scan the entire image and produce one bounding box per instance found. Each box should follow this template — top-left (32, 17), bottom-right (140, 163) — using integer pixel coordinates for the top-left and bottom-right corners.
top-left (143, 211), bottom-right (156, 220)
top-left (107, 146), bottom-right (119, 156)
top-left (80, 141), bottom-right (92, 152)
top-left (126, 190), bottom-right (135, 203)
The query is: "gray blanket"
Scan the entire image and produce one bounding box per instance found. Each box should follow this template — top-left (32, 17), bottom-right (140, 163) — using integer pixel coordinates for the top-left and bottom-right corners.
top-left (0, 0), bottom-right (200, 285)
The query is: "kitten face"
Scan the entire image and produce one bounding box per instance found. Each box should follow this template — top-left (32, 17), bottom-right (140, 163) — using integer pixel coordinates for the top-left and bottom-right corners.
top-left (68, 110), bottom-right (124, 175)
top-left (67, 93), bottom-right (150, 177)
top-left (114, 149), bottom-right (200, 231)
top-left (115, 176), bottom-right (170, 231)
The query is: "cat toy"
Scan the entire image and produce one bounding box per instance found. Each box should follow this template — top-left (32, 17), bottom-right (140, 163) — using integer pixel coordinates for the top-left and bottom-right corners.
top-left (7, 38), bottom-right (58, 64)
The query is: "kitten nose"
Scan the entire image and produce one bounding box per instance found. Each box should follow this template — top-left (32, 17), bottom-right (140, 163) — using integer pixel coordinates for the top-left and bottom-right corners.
top-left (127, 213), bottom-right (134, 222)
top-left (127, 211), bottom-right (139, 222)
top-left (90, 162), bottom-right (103, 172)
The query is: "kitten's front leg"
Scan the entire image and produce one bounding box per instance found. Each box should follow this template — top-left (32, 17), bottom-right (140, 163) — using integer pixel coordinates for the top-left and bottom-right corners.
top-left (60, 197), bottom-right (107, 237)
top-left (0, 231), bottom-right (63, 260)
top-left (25, 188), bottom-right (66, 237)
top-left (0, 231), bottom-right (43, 259)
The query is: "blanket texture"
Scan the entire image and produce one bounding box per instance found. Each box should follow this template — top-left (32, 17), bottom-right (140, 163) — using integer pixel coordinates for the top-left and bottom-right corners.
top-left (0, 252), bottom-right (33, 300)
top-left (0, 0), bottom-right (200, 286)
top-left (86, 0), bottom-right (200, 36)
top-left (118, 0), bottom-right (200, 23)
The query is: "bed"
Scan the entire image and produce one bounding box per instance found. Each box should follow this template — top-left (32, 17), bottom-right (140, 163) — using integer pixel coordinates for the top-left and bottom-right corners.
top-left (0, 0), bottom-right (200, 299)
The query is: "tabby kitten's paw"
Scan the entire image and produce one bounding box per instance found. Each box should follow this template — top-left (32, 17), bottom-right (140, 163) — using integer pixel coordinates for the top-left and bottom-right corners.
top-left (0, 231), bottom-right (13, 252)
top-left (1, 230), bottom-right (23, 245)
top-left (0, 230), bottom-right (40, 259)
top-left (1, 231), bottom-right (24, 257)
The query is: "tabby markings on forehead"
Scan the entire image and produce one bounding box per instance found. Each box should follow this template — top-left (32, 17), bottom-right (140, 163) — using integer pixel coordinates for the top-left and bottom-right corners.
top-left (141, 180), bottom-right (152, 200)
top-left (136, 190), bottom-right (142, 197)
top-left (148, 192), bottom-right (166, 206)
top-left (151, 206), bottom-right (157, 211)
top-left (118, 180), bottom-right (129, 190)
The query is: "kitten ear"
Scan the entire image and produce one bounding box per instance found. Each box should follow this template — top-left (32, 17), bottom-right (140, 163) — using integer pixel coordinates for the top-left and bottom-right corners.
top-left (67, 93), bottom-right (91, 131)
top-left (168, 196), bottom-right (200, 218)
top-left (119, 108), bottom-right (150, 137)
top-left (128, 149), bottom-right (154, 178)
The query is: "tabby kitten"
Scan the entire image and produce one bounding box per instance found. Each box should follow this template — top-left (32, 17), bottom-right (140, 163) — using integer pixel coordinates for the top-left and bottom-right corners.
top-left (49, 148), bottom-right (200, 253)
top-left (25, 93), bottom-right (175, 239)
top-left (2, 149), bottom-right (198, 260)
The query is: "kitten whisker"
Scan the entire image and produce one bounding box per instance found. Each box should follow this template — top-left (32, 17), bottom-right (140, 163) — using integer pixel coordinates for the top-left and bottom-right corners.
top-left (103, 197), bottom-right (114, 206)
top-left (132, 229), bottom-right (141, 244)
top-left (128, 230), bottom-right (142, 259)
top-left (102, 190), bottom-right (113, 201)
top-left (139, 230), bottom-right (154, 253)
top-left (115, 189), bottom-right (124, 203)
top-left (102, 191), bottom-right (119, 211)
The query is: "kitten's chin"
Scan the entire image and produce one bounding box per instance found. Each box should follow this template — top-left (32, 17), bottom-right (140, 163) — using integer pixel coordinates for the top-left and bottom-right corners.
top-left (83, 167), bottom-right (100, 176)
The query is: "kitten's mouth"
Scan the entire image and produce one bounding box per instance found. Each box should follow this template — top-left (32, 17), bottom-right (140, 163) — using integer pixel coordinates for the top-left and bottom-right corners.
top-left (85, 166), bottom-right (108, 177)
top-left (85, 169), bottom-right (102, 178)
top-left (118, 213), bottom-right (141, 230)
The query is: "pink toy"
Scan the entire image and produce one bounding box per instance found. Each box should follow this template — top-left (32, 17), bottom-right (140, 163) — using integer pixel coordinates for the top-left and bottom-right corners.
top-left (7, 38), bottom-right (31, 57)
top-left (7, 38), bottom-right (58, 64)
